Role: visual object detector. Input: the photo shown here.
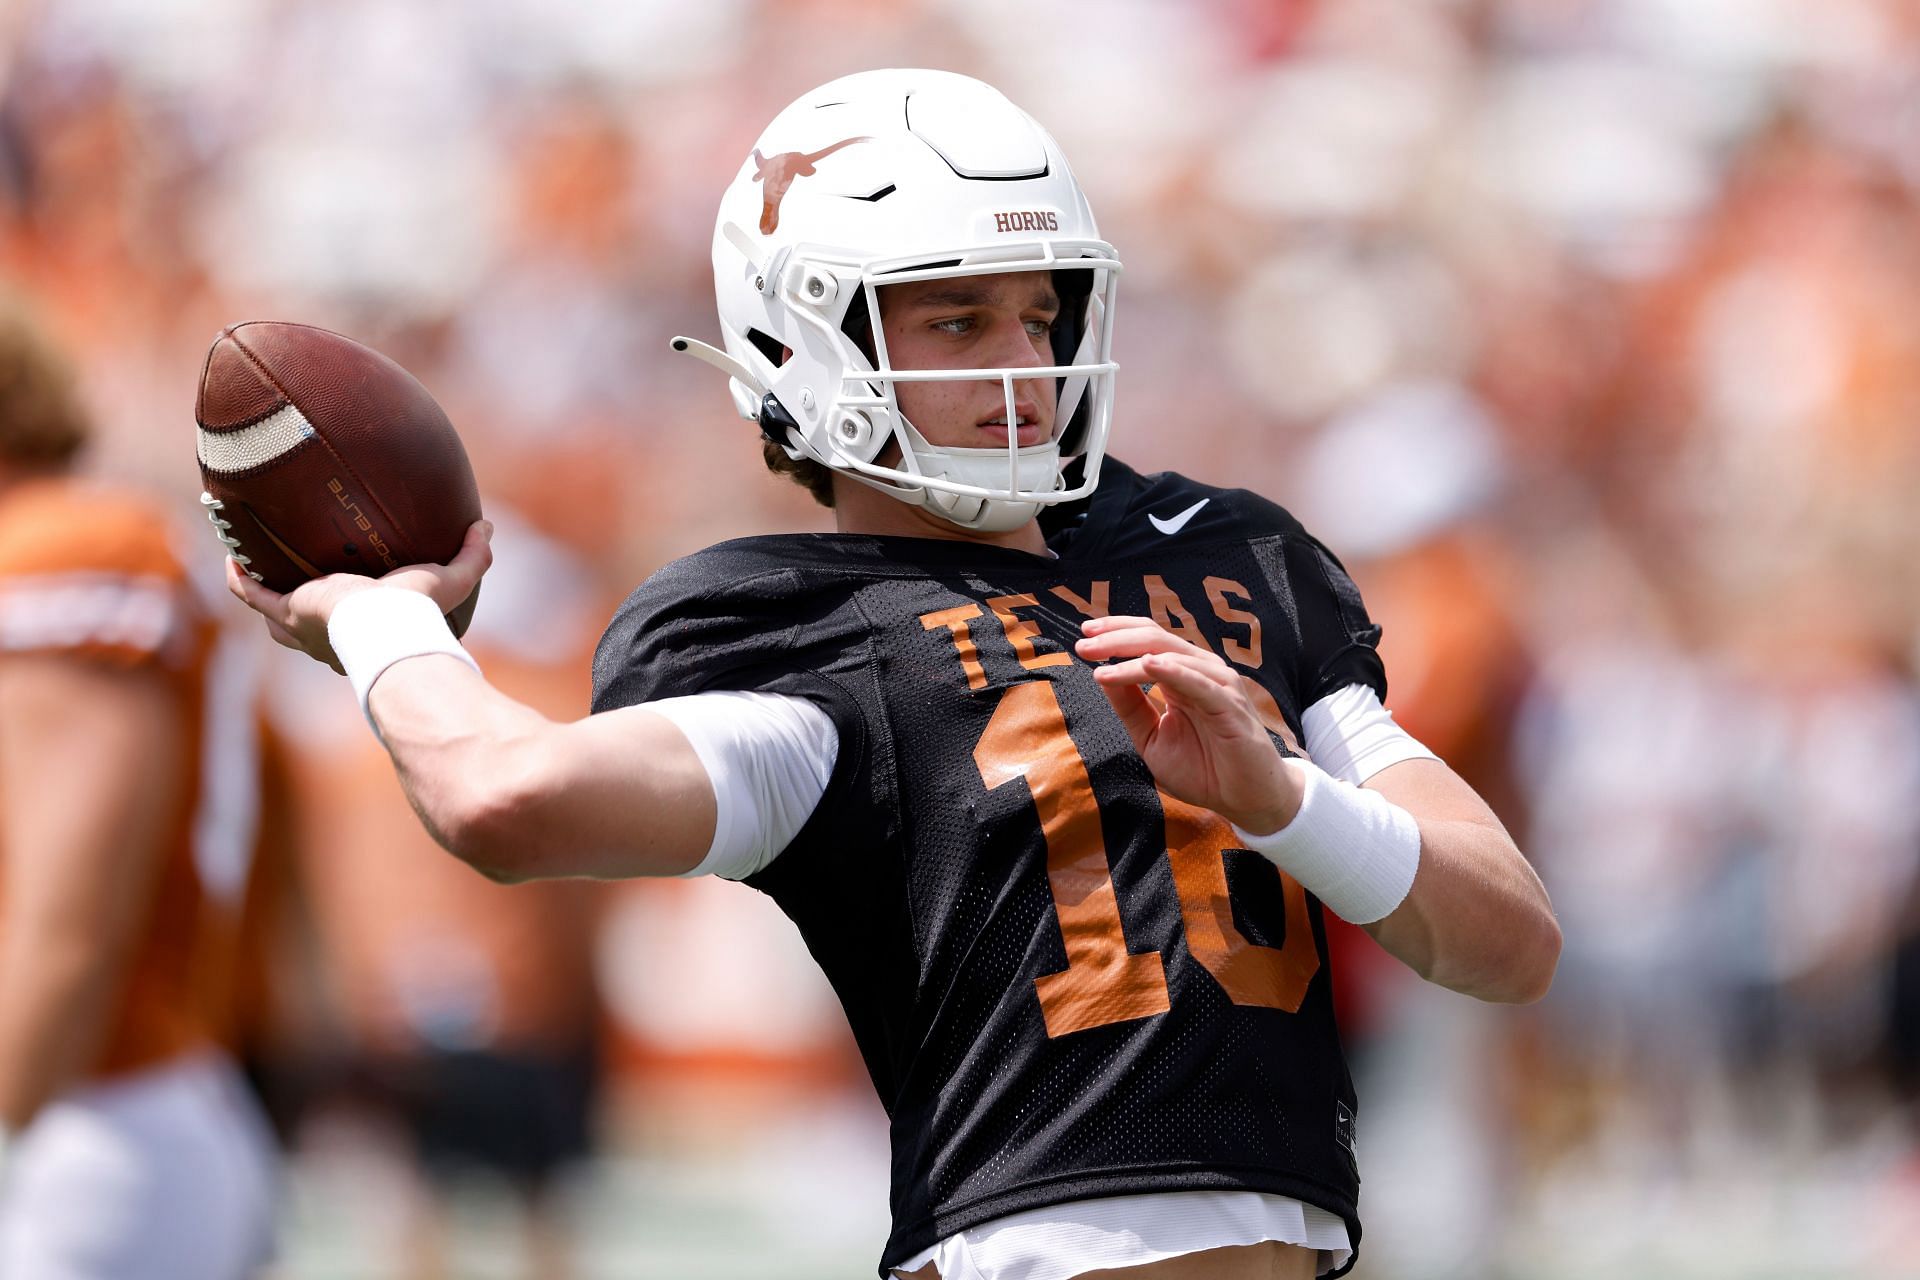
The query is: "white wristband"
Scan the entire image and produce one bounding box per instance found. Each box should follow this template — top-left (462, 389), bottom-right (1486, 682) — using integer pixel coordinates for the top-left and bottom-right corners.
top-left (326, 587), bottom-right (480, 733)
top-left (1232, 759), bottom-right (1421, 924)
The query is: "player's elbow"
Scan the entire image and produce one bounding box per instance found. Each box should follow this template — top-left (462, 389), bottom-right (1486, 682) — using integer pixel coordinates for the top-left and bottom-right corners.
top-left (437, 794), bottom-right (534, 884)
top-left (1403, 885), bottom-right (1561, 1004)
top-left (455, 830), bottom-right (542, 884)
top-left (1484, 903), bottom-right (1561, 1004)
top-left (1443, 832), bottom-right (1562, 1005)
top-left (433, 748), bottom-right (569, 884)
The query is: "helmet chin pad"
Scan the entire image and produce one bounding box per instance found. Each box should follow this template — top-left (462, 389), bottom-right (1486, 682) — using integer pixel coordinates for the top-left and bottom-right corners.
top-left (929, 491), bottom-right (1045, 532)
top-left (907, 436), bottom-right (1064, 532)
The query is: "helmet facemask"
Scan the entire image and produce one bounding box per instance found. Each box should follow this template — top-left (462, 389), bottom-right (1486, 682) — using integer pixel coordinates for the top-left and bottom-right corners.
top-left (767, 249), bottom-right (1118, 533)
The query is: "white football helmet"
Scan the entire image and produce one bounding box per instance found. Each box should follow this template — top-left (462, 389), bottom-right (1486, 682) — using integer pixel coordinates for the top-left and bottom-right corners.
top-left (675, 69), bottom-right (1121, 532)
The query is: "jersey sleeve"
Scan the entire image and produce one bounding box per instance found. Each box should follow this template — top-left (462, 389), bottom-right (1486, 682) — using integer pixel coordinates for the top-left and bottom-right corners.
top-left (0, 484), bottom-right (202, 669)
top-left (1280, 527), bottom-right (1388, 709)
top-left (591, 551), bottom-right (820, 709)
top-left (590, 543), bottom-right (878, 879)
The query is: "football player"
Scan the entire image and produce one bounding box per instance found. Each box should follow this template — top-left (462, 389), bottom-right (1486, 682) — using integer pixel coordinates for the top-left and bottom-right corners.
top-left (0, 297), bottom-right (278, 1277)
top-left (230, 70), bottom-right (1559, 1280)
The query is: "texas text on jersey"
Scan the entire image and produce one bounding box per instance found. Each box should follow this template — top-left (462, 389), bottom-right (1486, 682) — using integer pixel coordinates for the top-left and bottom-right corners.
top-left (592, 459), bottom-right (1384, 1275)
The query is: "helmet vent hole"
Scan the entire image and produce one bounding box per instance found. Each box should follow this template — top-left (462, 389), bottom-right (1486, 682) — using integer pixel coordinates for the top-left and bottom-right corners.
top-left (746, 329), bottom-right (788, 367)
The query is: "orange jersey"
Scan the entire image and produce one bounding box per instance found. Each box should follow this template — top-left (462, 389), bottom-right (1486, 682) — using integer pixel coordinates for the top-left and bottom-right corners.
top-left (0, 476), bottom-right (259, 1078)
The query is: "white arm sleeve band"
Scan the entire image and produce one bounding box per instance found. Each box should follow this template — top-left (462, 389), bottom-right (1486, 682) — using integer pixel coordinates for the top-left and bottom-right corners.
top-left (1232, 758), bottom-right (1422, 924)
top-left (640, 690), bottom-right (838, 881)
top-left (1302, 683), bottom-right (1440, 786)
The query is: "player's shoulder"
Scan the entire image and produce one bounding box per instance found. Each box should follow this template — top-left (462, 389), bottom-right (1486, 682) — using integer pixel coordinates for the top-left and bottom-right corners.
top-left (0, 476), bottom-right (188, 583)
top-left (1084, 458), bottom-right (1317, 558)
top-left (633, 533), bottom-right (816, 596)
top-left (592, 534), bottom-right (855, 711)
top-left (608, 534), bottom-right (850, 628)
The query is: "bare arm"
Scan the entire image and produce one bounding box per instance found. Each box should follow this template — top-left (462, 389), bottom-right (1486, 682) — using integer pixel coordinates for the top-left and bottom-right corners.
top-left (1358, 756), bottom-right (1559, 1003)
top-left (0, 656), bottom-right (185, 1128)
top-left (364, 657), bottom-right (716, 882)
top-left (1077, 615), bottom-right (1559, 1006)
top-left (225, 525), bottom-right (716, 884)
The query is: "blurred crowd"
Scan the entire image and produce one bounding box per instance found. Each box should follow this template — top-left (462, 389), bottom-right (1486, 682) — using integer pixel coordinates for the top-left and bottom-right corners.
top-left (3, 0), bottom-right (1919, 1275)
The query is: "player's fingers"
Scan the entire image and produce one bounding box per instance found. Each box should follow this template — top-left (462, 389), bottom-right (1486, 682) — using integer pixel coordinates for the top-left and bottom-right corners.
top-left (226, 557), bottom-right (287, 619)
top-left (1081, 614), bottom-right (1168, 635)
top-left (1076, 623), bottom-right (1182, 659)
top-left (1090, 656), bottom-right (1159, 688)
top-left (1077, 616), bottom-right (1216, 657)
top-left (1093, 654), bottom-right (1231, 711)
top-left (1131, 653), bottom-right (1243, 716)
top-left (1081, 615), bottom-right (1195, 647)
top-left (433, 519), bottom-right (493, 606)
top-left (1076, 623), bottom-right (1231, 679)
top-left (1091, 670), bottom-right (1160, 747)
top-left (262, 618), bottom-right (303, 651)
top-left (460, 518), bottom-right (494, 560)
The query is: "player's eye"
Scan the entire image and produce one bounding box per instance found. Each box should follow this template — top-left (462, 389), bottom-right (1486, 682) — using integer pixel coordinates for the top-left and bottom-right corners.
top-left (932, 316), bottom-right (976, 335)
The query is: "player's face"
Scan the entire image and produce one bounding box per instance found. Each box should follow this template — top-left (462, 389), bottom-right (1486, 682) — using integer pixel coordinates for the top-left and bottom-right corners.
top-left (877, 272), bottom-right (1060, 450)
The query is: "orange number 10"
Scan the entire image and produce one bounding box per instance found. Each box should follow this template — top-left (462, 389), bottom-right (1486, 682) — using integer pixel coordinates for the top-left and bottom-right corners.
top-left (975, 680), bottom-right (1320, 1039)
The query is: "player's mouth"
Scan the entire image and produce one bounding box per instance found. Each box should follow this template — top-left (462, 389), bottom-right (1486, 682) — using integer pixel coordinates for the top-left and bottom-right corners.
top-left (977, 411), bottom-right (1046, 446)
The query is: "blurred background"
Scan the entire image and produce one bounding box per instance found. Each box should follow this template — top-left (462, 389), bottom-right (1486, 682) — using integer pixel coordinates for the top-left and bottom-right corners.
top-left (4, 0), bottom-right (1920, 1275)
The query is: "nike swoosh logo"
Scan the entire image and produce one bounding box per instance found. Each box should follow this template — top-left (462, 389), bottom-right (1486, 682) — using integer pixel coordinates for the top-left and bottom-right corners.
top-left (1148, 498), bottom-right (1210, 536)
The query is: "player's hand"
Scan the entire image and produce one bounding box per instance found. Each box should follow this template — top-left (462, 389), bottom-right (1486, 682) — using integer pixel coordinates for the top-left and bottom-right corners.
top-left (225, 519), bottom-right (493, 674)
top-left (1075, 615), bottom-right (1304, 835)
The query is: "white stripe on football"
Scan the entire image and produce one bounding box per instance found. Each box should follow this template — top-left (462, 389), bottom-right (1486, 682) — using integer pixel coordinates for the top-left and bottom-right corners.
top-left (196, 403), bottom-right (316, 475)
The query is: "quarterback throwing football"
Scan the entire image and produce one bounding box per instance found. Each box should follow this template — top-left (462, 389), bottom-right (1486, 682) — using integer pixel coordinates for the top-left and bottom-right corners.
top-left (232, 70), bottom-right (1559, 1280)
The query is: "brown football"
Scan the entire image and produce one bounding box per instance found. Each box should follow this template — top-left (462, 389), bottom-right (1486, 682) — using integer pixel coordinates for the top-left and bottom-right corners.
top-left (194, 321), bottom-right (482, 635)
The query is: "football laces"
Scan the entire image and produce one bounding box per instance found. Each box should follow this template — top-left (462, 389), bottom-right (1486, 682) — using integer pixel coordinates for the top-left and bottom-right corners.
top-left (199, 492), bottom-right (263, 582)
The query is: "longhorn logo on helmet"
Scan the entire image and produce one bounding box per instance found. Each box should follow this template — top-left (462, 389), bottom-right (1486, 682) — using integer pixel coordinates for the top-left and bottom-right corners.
top-left (750, 137), bottom-right (871, 234)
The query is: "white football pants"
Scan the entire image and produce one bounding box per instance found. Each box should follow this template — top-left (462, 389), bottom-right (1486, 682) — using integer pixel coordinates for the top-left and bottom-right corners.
top-left (0, 1050), bottom-right (278, 1279)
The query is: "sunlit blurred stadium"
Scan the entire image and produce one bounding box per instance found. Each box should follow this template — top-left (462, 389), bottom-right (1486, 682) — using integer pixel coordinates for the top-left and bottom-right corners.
top-left (5, 0), bottom-right (1920, 1275)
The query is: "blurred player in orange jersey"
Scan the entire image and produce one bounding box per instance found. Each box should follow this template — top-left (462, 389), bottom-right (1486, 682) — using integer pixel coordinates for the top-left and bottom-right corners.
top-left (0, 297), bottom-right (278, 1277)
top-left (272, 508), bottom-right (605, 1280)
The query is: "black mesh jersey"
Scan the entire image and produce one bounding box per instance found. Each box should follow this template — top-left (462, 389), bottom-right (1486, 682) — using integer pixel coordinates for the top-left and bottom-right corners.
top-left (591, 459), bottom-right (1389, 1276)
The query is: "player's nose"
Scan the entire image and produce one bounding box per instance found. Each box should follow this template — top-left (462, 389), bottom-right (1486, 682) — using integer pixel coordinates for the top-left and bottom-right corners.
top-left (986, 314), bottom-right (1051, 374)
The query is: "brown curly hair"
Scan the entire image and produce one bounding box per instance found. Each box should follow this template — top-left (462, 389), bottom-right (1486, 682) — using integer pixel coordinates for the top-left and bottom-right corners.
top-left (762, 440), bottom-right (837, 508)
top-left (0, 299), bottom-right (87, 469)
